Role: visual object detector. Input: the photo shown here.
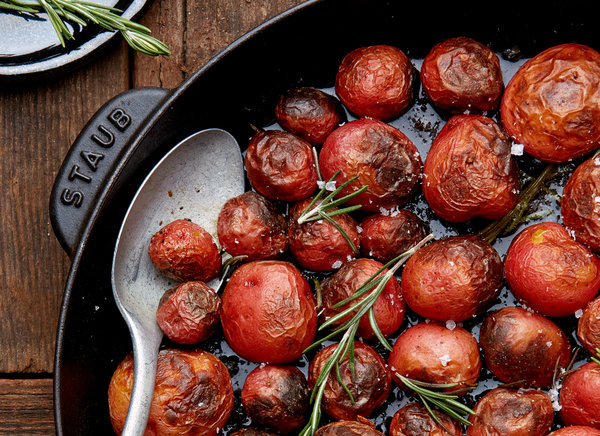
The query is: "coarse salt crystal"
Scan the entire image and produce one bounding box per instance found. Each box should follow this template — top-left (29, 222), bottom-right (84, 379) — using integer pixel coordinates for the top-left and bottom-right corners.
top-left (325, 181), bottom-right (337, 191)
top-left (575, 309), bottom-right (584, 318)
top-left (332, 260), bottom-right (343, 269)
top-left (511, 143), bottom-right (524, 156)
top-left (446, 320), bottom-right (456, 330)
top-left (439, 354), bottom-right (452, 366)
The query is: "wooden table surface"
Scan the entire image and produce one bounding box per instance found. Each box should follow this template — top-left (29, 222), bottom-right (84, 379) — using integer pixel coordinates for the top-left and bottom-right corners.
top-left (0, 0), bottom-right (305, 433)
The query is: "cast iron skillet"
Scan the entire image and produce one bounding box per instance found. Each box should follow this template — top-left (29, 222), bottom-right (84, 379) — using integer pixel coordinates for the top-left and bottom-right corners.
top-left (50, 0), bottom-right (600, 434)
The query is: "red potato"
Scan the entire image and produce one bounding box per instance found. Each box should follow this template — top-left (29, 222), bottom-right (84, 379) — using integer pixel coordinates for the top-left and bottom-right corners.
top-left (156, 281), bottom-right (220, 344)
top-left (578, 296), bottom-right (600, 355)
top-left (401, 235), bottom-right (503, 322)
top-left (319, 118), bottom-right (422, 212)
top-left (320, 258), bottom-right (405, 340)
top-left (108, 349), bottom-right (233, 436)
top-left (335, 45), bottom-right (414, 120)
top-left (548, 427), bottom-right (600, 436)
top-left (388, 321), bottom-right (481, 391)
top-left (244, 130), bottom-right (318, 202)
top-left (420, 36), bottom-right (503, 114)
top-left (560, 362), bottom-right (600, 429)
top-left (479, 306), bottom-right (572, 388)
top-left (288, 196), bottom-right (360, 271)
top-left (315, 421), bottom-right (385, 436)
top-left (220, 260), bottom-right (317, 363)
top-left (217, 192), bottom-right (288, 261)
top-left (422, 114), bottom-right (520, 222)
top-left (466, 388), bottom-right (554, 436)
top-left (241, 365), bottom-right (309, 434)
top-left (389, 402), bottom-right (462, 436)
top-left (308, 342), bottom-right (391, 421)
top-left (562, 156), bottom-right (600, 252)
top-left (504, 222), bottom-right (600, 317)
top-left (148, 219), bottom-right (221, 283)
top-left (501, 43), bottom-right (600, 163)
top-left (360, 210), bottom-right (427, 263)
top-left (275, 87), bottom-right (345, 145)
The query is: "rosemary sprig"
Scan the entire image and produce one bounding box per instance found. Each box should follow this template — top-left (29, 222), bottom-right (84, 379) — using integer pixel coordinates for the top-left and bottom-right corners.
top-left (592, 347), bottom-right (600, 366)
top-left (299, 234), bottom-right (434, 436)
top-left (0, 0), bottom-right (170, 56)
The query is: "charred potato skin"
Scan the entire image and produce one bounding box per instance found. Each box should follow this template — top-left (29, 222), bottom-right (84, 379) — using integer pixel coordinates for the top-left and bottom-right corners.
top-left (559, 362), bottom-right (600, 429)
top-left (108, 349), bottom-right (234, 436)
top-left (217, 192), bottom-right (288, 261)
top-left (335, 45), bottom-right (414, 120)
top-left (244, 130), bottom-right (318, 202)
top-left (220, 260), bottom-right (317, 363)
top-left (420, 36), bottom-right (503, 114)
top-left (501, 43), bottom-right (600, 163)
top-left (148, 219), bottom-right (222, 283)
top-left (423, 114), bottom-right (520, 223)
top-left (577, 296), bottom-right (600, 355)
top-left (275, 87), bottom-right (346, 145)
top-left (241, 365), bottom-right (309, 434)
top-left (504, 222), bottom-right (600, 317)
top-left (319, 118), bottom-right (422, 212)
top-left (562, 156), bottom-right (600, 253)
top-left (156, 281), bottom-right (221, 344)
top-left (401, 235), bottom-right (503, 322)
top-left (479, 306), bottom-right (572, 388)
top-left (466, 388), bottom-right (554, 436)
top-left (320, 258), bottom-right (405, 340)
top-left (308, 342), bottom-right (391, 421)
top-left (389, 402), bottom-right (462, 436)
top-left (315, 421), bottom-right (385, 436)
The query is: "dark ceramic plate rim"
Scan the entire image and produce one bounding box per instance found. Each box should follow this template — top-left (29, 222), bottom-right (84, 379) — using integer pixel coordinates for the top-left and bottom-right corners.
top-left (0, 0), bottom-right (148, 79)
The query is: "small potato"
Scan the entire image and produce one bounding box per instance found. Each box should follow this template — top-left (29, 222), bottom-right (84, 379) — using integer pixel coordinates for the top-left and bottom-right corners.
top-left (577, 296), bottom-right (600, 355)
top-left (467, 388), bottom-right (554, 436)
top-left (156, 281), bottom-right (220, 344)
top-left (389, 402), bottom-right (462, 436)
top-left (479, 306), bottom-right (572, 388)
top-left (315, 421), bottom-right (385, 436)
top-left (275, 87), bottom-right (345, 145)
top-left (421, 36), bottom-right (503, 114)
top-left (108, 349), bottom-right (233, 436)
top-left (308, 342), bottom-right (391, 421)
top-left (548, 427), bottom-right (600, 436)
top-left (560, 362), bottom-right (600, 429)
top-left (148, 219), bottom-right (221, 283)
top-left (244, 130), bottom-right (318, 202)
top-left (335, 45), bottom-right (414, 120)
top-left (504, 222), bottom-right (600, 317)
top-left (501, 43), bottom-right (600, 163)
top-left (562, 156), bottom-right (600, 253)
top-left (422, 114), bottom-right (520, 222)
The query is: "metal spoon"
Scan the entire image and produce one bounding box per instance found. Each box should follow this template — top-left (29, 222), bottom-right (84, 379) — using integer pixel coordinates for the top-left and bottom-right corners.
top-left (111, 128), bottom-right (244, 436)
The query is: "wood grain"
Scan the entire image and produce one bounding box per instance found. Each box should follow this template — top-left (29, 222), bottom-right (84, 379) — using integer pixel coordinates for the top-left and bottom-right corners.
top-left (0, 379), bottom-right (54, 434)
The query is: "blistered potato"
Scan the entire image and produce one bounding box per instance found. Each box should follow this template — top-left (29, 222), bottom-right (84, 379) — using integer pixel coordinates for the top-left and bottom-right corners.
top-left (501, 43), bottom-right (600, 163)
top-left (423, 114), bottom-right (520, 222)
top-left (315, 421), bottom-right (385, 436)
top-left (389, 402), bottom-right (462, 436)
top-left (577, 296), bottom-right (600, 356)
top-left (548, 427), bottom-right (600, 436)
top-left (560, 362), bottom-right (600, 429)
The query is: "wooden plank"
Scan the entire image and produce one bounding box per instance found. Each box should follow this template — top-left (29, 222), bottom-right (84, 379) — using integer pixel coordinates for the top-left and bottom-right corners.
top-left (0, 42), bottom-right (130, 373)
top-left (0, 379), bottom-right (54, 435)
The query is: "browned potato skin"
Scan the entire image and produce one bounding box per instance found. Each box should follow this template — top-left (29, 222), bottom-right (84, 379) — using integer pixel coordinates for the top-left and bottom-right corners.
top-left (467, 388), bottom-right (554, 436)
top-left (288, 196), bottom-right (360, 271)
top-left (421, 36), bottom-right (503, 114)
top-left (578, 296), bottom-right (600, 355)
top-left (108, 349), bottom-right (233, 436)
top-left (560, 362), bottom-right (600, 429)
top-left (217, 192), bottom-right (288, 261)
top-left (501, 43), bottom-right (600, 163)
top-left (423, 114), bottom-right (519, 223)
top-left (389, 402), bottom-right (462, 436)
top-left (479, 306), bottom-right (572, 388)
top-left (548, 427), bottom-right (600, 436)
top-left (308, 342), bottom-right (391, 421)
top-left (360, 210), bottom-right (427, 263)
top-left (156, 281), bottom-right (220, 344)
top-left (315, 421), bottom-right (385, 436)
top-left (401, 235), bottom-right (503, 322)
top-left (319, 118), bottom-right (422, 212)
top-left (561, 156), bottom-right (600, 252)
top-left (335, 45), bottom-right (414, 120)
top-left (388, 321), bottom-right (481, 391)
top-left (320, 258), bottom-right (405, 340)
top-left (148, 219), bottom-right (221, 283)
top-left (244, 130), bottom-right (318, 202)
top-left (275, 87), bottom-right (345, 145)
top-left (241, 365), bottom-right (309, 434)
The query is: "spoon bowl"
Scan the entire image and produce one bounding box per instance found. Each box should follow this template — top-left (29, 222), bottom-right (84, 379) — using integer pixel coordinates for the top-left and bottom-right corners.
top-left (111, 128), bottom-right (244, 435)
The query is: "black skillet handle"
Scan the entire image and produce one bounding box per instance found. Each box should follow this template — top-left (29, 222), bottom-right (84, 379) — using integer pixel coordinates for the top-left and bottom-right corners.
top-left (49, 87), bottom-right (170, 257)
